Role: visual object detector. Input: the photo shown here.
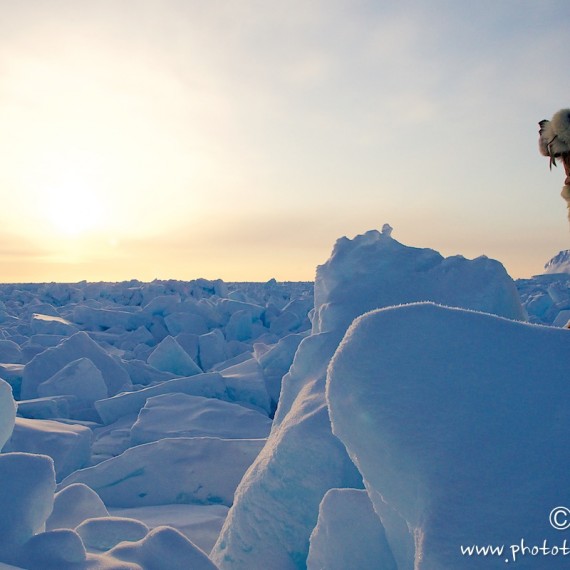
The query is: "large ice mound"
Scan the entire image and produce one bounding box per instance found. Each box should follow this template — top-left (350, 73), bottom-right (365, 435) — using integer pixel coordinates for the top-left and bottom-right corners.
top-left (212, 227), bottom-right (524, 569)
top-left (327, 302), bottom-right (570, 569)
top-left (544, 249), bottom-right (570, 274)
top-left (313, 228), bottom-right (524, 334)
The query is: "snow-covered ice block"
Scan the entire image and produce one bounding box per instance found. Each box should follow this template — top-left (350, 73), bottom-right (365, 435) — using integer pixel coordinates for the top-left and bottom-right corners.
top-left (46, 483), bottom-right (109, 531)
top-left (224, 310), bottom-right (252, 342)
top-left (307, 489), bottom-right (396, 570)
top-left (30, 313), bottom-right (77, 336)
top-left (190, 277), bottom-right (228, 299)
top-left (327, 302), bottom-right (570, 569)
top-left (91, 414), bottom-right (138, 464)
top-left (0, 378), bottom-right (16, 451)
top-left (116, 326), bottom-right (154, 352)
top-left (220, 358), bottom-right (271, 414)
top-left (16, 396), bottom-right (72, 420)
top-left (75, 517), bottom-right (149, 552)
top-left (37, 283), bottom-right (77, 306)
top-left (141, 294), bottom-right (181, 317)
top-left (108, 526), bottom-right (219, 570)
top-left (130, 393), bottom-right (272, 445)
top-left (17, 529), bottom-right (86, 568)
top-left (269, 310), bottom-right (302, 335)
top-left (212, 330), bottom-right (363, 570)
top-left (37, 358), bottom-right (108, 408)
top-left (27, 334), bottom-right (66, 348)
top-left (0, 453), bottom-right (56, 551)
top-left (174, 332), bottom-right (199, 361)
top-left (193, 299), bottom-right (224, 328)
top-left (147, 315), bottom-right (169, 343)
top-left (4, 417), bottom-right (92, 481)
top-left (547, 281), bottom-right (570, 305)
top-left (217, 299), bottom-right (264, 322)
top-left (147, 335), bottom-right (202, 376)
top-left (0, 363), bottom-right (24, 398)
top-left (20, 345), bottom-right (45, 363)
top-left (211, 338), bottom-right (363, 570)
top-left (94, 372), bottom-right (226, 425)
top-left (23, 301), bottom-right (60, 318)
top-left (211, 333), bottom-right (362, 570)
top-left (61, 437), bottom-right (265, 508)
top-left (120, 359), bottom-right (176, 386)
top-left (164, 311), bottom-right (209, 336)
top-left (211, 350), bottom-right (253, 373)
top-left (522, 291), bottom-right (554, 321)
top-left (313, 228), bottom-right (524, 335)
top-left (553, 308), bottom-right (570, 327)
top-left (21, 331), bottom-right (132, 399)
top-left (257, 332), bottom-right (305, 407)
top-left (282, 298), bottom-right (313, 324)
top-left (0, 339), bottom-right (22, 364)
top-left (198, 329), bottom-right (227, 371)
top-left (110, 504), bottom-right (229, 554)
top-left (72, 305), bottom-right (142, 332)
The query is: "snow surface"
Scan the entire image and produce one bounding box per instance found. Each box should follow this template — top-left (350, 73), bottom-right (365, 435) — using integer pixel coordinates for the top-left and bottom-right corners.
top-left (94, 372), bottom-right (227, 425)
top-left (60, 437), bottom-right (265, 508)
top-left (307, 488), bottom-right (396, 570)
top-left (37, 357), bottom-right (108, 411)
top-left (18, 529), bottom-right (87, 569)
top-left (4, 417), bottom-right (92, 480)
top-left (107, 526), bottom-right (218, 570)
top-left (109, 504), bottom-right (229, 554)
top-left (46, 483), bottom-right (110, 531)
top-left (130, 393), bottom-right (272, 445)
top-left (75, 516), bottom-right (150, 552)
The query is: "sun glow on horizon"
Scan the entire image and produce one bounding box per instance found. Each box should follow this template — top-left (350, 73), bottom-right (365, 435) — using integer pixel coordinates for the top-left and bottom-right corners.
top-left (24, 150), bottom-right (110, 242)
top-left (42, 174), bottom-right (104, 236)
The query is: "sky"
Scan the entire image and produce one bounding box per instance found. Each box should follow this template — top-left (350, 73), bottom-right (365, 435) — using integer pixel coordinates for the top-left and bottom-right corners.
top-left (1, 0), bottom-right (570, 283)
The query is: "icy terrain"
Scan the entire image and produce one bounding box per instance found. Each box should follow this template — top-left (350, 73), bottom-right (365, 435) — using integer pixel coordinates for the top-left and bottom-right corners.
top-left (0, 230), bottom-right (568, 568)
top-left (516, 249), bottom-right (570, 326)
top-left (0, 279), bottom-right (312, 568)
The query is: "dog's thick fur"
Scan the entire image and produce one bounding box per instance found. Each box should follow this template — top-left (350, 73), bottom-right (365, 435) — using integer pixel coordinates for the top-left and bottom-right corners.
top-left (539, 109), bottom-right (570, 223)
top-left (539, 108), bottom-right (570, 162)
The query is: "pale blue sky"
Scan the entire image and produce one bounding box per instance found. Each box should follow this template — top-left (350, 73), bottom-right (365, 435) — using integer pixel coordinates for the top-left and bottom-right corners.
top-left (0, 0), bottom-right (569, 281)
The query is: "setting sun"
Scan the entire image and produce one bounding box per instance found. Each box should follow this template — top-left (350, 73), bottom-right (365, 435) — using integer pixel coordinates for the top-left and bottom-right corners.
top-left (42, 172), bottom-right (104, 236)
